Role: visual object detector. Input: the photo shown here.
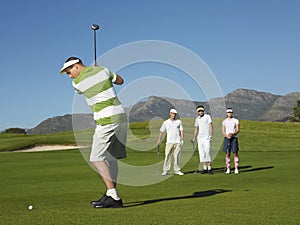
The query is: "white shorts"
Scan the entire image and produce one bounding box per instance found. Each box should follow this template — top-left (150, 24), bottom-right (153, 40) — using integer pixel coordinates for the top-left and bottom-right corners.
top-left (90, 122), bottom-right (127, 162)
top-left (197, 139), bottom-right (211, 162)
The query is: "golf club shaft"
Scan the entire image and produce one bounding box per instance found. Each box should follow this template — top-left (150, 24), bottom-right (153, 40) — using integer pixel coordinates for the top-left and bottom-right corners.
top-left (93, 30), bottom-right (97, 66)
top-left (156, 145), bottom-right (160, 175)
top-left (91, 24), bottom-right (99, 66)
top-left (192, 141), bottom-right (197, 173)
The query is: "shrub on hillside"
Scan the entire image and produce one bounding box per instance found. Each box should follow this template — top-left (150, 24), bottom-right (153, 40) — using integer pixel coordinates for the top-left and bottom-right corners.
top-left (2, 128), bottom-right (26, 134)
top-left (290, 100), bottom-right (300, 122)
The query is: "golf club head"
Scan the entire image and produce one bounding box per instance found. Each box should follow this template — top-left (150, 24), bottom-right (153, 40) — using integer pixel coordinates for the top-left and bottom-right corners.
top-left (91, 24), bottom-right (100, 30)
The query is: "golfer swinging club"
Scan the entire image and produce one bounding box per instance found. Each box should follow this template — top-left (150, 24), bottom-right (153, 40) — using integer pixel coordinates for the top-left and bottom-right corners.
top-left (60, 57), bottom-right (127, 208)
top-left (157, 109), bottom-right (184, 176)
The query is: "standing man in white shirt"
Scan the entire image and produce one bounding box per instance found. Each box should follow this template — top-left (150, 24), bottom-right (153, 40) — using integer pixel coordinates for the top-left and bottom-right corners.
top-left (157, 109), bottom-right (184, 176)
top-left (192, 105), bottom-right (213, 174)
top-left (222, 108), bottom-right (240, 174)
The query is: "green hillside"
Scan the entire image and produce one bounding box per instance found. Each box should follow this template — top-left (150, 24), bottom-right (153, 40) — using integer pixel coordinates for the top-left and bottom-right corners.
top-left (0, 120), bottom-right (299, 224)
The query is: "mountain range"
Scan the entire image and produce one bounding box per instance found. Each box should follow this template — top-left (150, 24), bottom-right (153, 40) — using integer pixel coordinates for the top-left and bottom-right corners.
top-left (27, 89), bottom-right (300, 134)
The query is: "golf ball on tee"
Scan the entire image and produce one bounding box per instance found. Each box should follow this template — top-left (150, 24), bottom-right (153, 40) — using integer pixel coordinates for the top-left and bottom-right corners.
top-left (28, 205), bottom-right (33, 210)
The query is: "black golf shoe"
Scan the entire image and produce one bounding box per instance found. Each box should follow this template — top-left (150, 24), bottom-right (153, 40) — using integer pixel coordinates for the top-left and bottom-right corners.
top-left (90, 194), bottom-right (109, 206)
top-left (94, 196), bottom-right (123, 208)
top-left (208, 170), bottom-right (213, 175)
top-left (200, 170), bottom-right (208, 174)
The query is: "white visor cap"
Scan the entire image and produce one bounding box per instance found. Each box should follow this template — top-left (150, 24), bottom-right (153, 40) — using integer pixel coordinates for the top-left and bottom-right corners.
top-left (60, 59), bottom-right (80, 74)
top-left (170, 109), bottom-right (178, 114)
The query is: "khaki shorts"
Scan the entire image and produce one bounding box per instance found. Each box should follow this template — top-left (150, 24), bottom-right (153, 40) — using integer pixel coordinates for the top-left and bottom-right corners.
top-left (90, 122), bottom-right (127, 162)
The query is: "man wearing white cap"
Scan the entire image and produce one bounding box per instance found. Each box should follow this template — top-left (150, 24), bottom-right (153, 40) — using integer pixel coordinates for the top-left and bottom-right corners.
top-left (192, 105), bottom-right (213, 174)
top-left (60, 57), bottom-right (127, 208)
top-left (222, 108), bottom-right (240, 174)
top-left (157, 109), bottom-right (184, 176)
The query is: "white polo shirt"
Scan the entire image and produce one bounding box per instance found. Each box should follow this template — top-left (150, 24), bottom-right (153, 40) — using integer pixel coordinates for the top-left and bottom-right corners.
top-left (160, 119), bottom-right (183, 144)
top-left (222, 117), bottom-right (239, 136)
top-left (194, 114), bottom-right (212, 139)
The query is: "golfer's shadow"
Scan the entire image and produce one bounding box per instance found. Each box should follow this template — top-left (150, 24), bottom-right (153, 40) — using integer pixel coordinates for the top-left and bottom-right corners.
top-left (186, 165), bottom-right (274, 174)
top-left (240, 166), bottom-right (274, 173)
top-left (123, 189), bottom-right (231, 208)
top-left (212, 165), bottom-right (274, 174)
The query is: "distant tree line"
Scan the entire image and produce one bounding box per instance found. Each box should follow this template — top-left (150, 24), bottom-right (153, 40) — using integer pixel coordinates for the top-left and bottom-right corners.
top-left (2, 128), bottom-right (26, 134)
top-left (290, 100), bottom-right (300, 122)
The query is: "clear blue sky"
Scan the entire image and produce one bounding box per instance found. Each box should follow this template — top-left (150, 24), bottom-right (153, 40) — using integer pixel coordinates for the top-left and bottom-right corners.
top-left (1, 0), bottom-right (299, 131)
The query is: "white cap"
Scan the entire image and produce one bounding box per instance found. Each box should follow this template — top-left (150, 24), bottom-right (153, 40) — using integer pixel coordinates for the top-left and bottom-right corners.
top-left (60, 59), bottom-right (80, 74)
top-left (226, 109), bottom-right (233, 113)
top-left (170, 109), bottom-right (178, 114)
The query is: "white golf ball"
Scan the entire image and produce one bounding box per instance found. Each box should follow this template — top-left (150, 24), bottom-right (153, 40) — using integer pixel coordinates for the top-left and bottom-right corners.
top-left (28, 205), bottom-right (33, 210)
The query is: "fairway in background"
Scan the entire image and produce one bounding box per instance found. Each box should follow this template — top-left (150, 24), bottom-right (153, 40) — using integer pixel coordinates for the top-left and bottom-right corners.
top-left (0, 119), bottom-right (299, 224)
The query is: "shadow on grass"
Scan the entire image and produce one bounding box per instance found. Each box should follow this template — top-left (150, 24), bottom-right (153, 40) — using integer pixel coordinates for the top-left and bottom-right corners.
top-left (240, 166), bottom-right (274, 173)
top-left (185, 165), bottom-right (274, 174)
top-left (123, 189), bottom-right (231, 208)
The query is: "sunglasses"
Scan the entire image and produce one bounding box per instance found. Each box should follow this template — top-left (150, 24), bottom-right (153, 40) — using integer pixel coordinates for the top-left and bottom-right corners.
top-left (66, 66), bottom-right (74, 75)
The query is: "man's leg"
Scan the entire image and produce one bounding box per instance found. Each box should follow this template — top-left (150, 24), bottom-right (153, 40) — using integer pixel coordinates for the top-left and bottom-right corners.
top-left (90, 160), bottom-right (123, 208)
top-left (233, 153), bottom-right (239, 174)
top-left (91, 161), bottom-right (120, 199)
top-left (162, 144), bottom-right (173, 174)
top-left (223, 138), bottom-right (231, 174)
top-left (89, 124), bottom-right (125, 208)
top-left (204, 140), bottom-right (212, 174)
top-left (108, 159), bottom-right (119, 187)
top-left (91, 161), bottom-right (114, 188)
top-left (225, 153), bottom-right (230, 174)
top-left (173, 144), bottom-right (183, 174)
top-left (198, 141), bottom-right (205, 172)
top-left (202, 140), bottom-right (212, 174)
top-left (232, 137), bottom-right (239, 174)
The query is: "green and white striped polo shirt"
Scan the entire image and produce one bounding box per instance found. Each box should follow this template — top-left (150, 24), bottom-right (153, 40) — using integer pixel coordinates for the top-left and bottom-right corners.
top-left (72, 66), bottom-right (126, 126)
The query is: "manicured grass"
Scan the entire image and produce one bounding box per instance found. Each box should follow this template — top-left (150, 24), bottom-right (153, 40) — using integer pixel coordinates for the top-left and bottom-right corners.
top-left (0, 120), bottom-right (299, 224)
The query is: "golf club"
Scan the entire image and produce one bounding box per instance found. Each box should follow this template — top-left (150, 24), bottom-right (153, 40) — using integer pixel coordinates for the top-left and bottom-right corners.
top-left (91, 24), bottom-right (100, 66)
top-left (156, 145), bottom-right (160, 175)
top-left (191, 140), bottom-right (197, 174)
